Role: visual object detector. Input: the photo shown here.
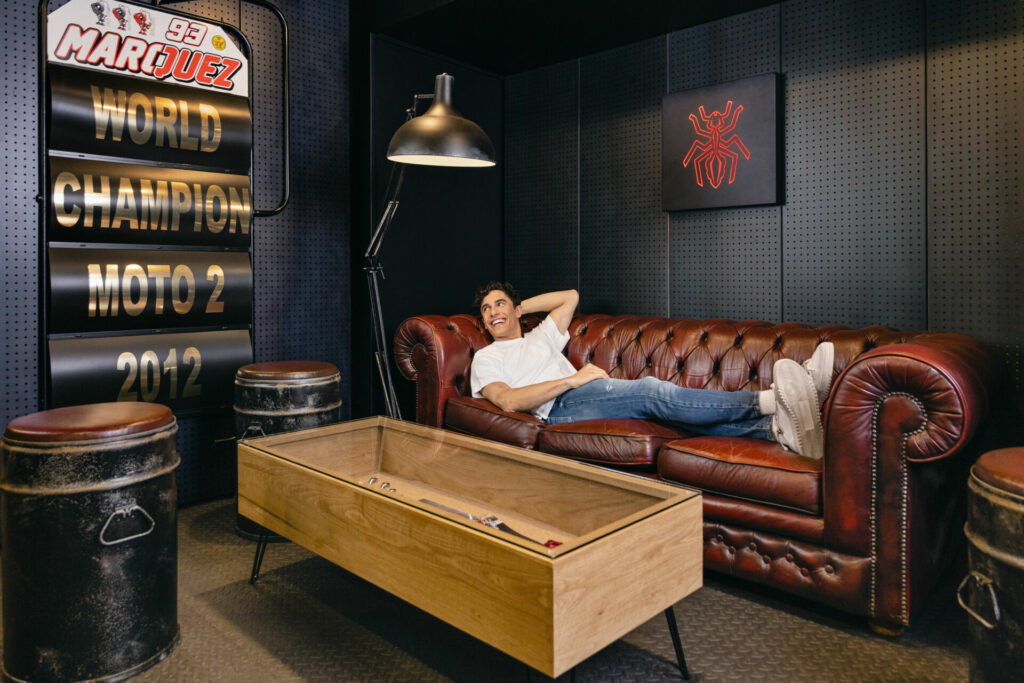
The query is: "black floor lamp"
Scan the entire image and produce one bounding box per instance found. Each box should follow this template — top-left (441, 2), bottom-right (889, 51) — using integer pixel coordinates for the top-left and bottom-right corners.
top-left (366, 73), bottom-right (496, 419)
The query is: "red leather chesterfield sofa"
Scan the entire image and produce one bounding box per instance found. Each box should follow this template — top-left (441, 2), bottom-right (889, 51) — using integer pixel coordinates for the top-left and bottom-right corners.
top-left (394, 313), bottom-right (997, 633)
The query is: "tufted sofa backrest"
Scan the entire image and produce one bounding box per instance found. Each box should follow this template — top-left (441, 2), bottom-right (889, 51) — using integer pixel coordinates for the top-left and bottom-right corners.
top-left (565, 315), bottom-right (919, 392)
top-left (400, 313), bottom-right (922, 400)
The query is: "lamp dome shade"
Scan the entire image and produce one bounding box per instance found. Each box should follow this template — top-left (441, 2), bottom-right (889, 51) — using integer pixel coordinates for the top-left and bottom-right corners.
top-left (386, 73), bottom-right (496, 167)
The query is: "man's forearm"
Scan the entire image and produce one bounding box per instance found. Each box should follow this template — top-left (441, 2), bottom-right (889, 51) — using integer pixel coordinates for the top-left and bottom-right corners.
top-left (482, 363), bottom-right (608, 413)
top-left (520, 290), bottom-right (578, 315)
top-left (484, 376), bottom-right (576, 413)
top-left (519, 289), bottom-right (579, 334)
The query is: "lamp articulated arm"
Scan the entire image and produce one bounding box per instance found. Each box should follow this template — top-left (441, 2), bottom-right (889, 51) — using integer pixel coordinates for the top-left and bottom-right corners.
top-left (363, 94), bottom-right (426, 420)
top-left (364, 162), bottom-right (407, 420)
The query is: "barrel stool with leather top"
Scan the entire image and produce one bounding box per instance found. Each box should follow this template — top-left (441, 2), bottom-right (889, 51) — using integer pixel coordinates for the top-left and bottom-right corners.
top-left (234, 361), bottom-right (341, 538)
top-left (1, 402), bottom-right (179, 682)
top-left (959, 447), bottom-right (1024, 682)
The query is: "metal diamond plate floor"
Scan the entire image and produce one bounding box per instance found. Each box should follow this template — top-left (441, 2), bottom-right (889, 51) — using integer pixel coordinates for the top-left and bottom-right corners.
top-left (1, 499), bottom-right (970, 681)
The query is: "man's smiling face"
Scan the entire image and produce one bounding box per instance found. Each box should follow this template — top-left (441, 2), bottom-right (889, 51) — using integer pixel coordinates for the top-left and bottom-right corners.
top-left (479, 289), bottom-right (523, 341)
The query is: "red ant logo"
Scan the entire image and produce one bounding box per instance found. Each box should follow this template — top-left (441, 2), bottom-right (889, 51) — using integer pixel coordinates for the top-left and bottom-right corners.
top-left (682, 101), bottom-right (750, 189)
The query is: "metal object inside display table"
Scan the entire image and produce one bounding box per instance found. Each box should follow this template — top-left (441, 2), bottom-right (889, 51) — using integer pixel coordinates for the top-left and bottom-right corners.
top-left (237, 417), bottom-right (703, 678)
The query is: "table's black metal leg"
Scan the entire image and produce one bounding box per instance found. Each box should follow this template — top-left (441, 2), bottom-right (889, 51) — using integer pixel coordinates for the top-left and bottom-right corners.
top-left (665, 606), bottom-right (691, 680)
top-left (249, 531), bottom-right (270, 584)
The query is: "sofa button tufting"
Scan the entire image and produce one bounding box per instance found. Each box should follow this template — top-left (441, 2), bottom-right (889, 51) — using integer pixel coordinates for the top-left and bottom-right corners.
top-left (748, 542), bottom-right (756, 551)
top-left (763, 555), bottom-right (771, 564)
top-left (716, 534), bottom-right (724, 542)
top-left (786, 553), bottom-right (794, 562)
top-left (800, 568), bottom-right (809, 577)
top-left (825, 565), bottom-right (835, 574)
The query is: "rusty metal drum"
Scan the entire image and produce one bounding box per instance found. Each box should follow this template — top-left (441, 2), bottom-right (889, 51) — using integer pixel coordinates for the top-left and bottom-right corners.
top-left (234, 361), bottom-right (341, 537)
top-left (959, 447), bottom-right (1024, 682)
top-left (1, 402), bottom-right (179, 682)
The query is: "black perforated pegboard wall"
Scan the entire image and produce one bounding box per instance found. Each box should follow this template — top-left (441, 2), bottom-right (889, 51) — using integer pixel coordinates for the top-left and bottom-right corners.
top-left (1, 0), bottom-right (350, 505)
top-left (782, 0), bottom-right (926, 328)
top-left (505, 60), bottom-right (579, 296)
top-left (1, 2), bottom-right (41, 436)
top-left (580, 37), bottom-right (667, 315)
top-left (927, 0), bottom-right (1022, 397)
top-left (243, 1), bottom-right (349, 368)
top-left (668, 5), bottom-right (782, 321)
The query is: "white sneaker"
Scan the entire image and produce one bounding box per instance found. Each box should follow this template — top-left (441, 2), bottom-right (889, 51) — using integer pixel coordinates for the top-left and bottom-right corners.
top-left (802, 342), bottom-right (835, 411)
top-left (770, 359), bottom-right (824, 459)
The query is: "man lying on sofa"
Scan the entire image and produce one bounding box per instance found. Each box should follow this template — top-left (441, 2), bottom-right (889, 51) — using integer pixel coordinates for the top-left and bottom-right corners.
top-left (469, 281), bottom-right (834, 459)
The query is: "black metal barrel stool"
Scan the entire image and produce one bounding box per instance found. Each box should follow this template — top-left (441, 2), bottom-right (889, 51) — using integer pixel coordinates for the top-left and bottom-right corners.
top-left (959, 447), bottom-right (1024, 682)
top-left (234, 361), bottom-right (341, 538)
top-left (1, 402), bottom-right (180, 682)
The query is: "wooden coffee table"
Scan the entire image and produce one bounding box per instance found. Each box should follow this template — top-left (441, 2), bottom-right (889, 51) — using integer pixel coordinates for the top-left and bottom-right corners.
top-left (237, 417), bottom-right (702, 678)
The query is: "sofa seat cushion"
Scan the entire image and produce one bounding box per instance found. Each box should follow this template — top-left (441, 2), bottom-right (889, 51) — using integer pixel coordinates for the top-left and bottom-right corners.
top-left (444, 396), bottom-right (544, 449)
top-left (538, 419), bottom-right (691, 469)
top-left (658, 437), bottom-right (822, 515)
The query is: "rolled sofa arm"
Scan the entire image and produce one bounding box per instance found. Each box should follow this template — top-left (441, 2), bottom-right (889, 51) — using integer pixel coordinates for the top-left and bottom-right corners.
top-left (394, 315), bottom-right (488, 427)
top-left (822, 332), bottom-right (997, 626)
top-left (827, 332), bottom-right (996, 464)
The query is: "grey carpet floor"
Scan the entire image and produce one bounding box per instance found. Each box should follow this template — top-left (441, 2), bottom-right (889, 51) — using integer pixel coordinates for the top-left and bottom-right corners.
top-left (3, 499), bottom-right (971, 681)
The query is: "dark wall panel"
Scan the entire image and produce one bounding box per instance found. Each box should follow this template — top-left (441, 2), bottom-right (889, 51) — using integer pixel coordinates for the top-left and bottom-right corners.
top-left (1, 0), bottom-right (40, 435)
top-left (175, 0), bottom-right (239, 25)
top-left (505, 60), bottom-right (579, 296)
top-left (669, 205), bottom-right (782, 320)
top-left (580, 37), bottom-right (667, 316)
top-left (244, 0), bottom-right (350, 370)
top-left (781, 0), bottom-right (926, 328)
top-left (927, 0), bottom-right (1023, 396)
top-left (667, 5), bottom-right (782, 321)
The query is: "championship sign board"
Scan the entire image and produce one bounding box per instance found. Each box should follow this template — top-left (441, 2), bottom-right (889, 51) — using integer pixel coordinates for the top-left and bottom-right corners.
top-left (48, 156), bottom-right (252, 246)
top-left (49, 330), bottom-right (253, 412)
top-left (44, 0), bottom-right (254, 413)
top-left (49, 64), bottom-right (252, 171)
top-left (48, 247), bottom-right (253, 333)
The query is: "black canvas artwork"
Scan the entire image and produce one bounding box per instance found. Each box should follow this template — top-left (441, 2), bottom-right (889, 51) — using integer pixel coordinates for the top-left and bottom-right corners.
top-left (662, 73), bottom-right (781, 210)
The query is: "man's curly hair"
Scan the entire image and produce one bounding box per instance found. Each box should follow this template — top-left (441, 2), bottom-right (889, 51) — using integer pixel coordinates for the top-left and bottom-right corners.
top-left (473, 281), bottom-right (521, 314)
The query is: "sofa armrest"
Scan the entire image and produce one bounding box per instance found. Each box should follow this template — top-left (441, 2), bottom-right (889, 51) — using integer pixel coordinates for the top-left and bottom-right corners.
top-left (822, 332), bottom-right (997, 625)
top-left (394, 315), bottom-right (488, 427)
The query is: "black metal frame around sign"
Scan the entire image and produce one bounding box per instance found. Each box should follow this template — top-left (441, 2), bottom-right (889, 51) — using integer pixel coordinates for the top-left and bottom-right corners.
top-left (37, 0), bottom-right (289, 414)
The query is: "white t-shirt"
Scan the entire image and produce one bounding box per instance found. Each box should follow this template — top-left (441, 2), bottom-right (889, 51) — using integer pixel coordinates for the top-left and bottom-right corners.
top-left (470, 316), bottom-right (577, 420)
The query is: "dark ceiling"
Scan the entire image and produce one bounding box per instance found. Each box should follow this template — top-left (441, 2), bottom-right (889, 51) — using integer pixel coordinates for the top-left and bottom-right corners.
top-left (366, 0), bottom-right (780, 75)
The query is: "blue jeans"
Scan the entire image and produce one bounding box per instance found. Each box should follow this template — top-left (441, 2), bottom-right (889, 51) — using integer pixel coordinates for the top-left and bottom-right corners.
top-left (546, 376), bottom-right (773, 440)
